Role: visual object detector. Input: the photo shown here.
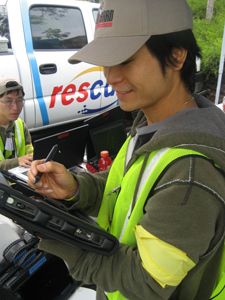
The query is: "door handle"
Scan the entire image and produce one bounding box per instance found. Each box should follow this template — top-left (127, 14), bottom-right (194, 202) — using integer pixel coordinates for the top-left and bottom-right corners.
top-left (39, 64), bottom-right (57, 75)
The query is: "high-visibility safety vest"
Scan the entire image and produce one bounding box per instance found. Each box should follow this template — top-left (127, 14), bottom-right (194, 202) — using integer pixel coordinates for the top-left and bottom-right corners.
top-left (210, 242), bottom-right (225, 300)
top-left (0, 119), bottom-right (26, 160)
top-left (97, 136), bottom-right (225, 300)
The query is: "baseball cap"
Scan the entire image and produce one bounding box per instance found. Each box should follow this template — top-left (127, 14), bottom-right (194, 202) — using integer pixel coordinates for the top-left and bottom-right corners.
top-left (0, 77), bottom-right (24, 95)
top-left (68, 0), bottom-right (193, 67)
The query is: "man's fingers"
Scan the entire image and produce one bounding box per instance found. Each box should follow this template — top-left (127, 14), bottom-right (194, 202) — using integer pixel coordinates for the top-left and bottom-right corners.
top-left (36, 161), bottom-right (67, 175)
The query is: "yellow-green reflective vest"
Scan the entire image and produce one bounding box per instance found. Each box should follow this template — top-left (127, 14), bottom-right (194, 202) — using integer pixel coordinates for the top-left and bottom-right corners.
top-left (0, 119), bottom-right (26, 161)
top-left (210, 241), bottom-right (225, 299)
top-left (97, 137), bottom-right (212, 300)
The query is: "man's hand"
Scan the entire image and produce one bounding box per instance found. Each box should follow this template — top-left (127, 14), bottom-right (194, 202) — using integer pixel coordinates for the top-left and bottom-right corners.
top-left (27, 160), bottom-right (78, 200)
top-left (18, 154), bottom-right (33, 168)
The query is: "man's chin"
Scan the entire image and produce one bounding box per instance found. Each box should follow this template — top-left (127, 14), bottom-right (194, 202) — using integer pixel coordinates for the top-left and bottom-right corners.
top-left (10, 115), bottom-right (19, 120)
top-left (118, 103), bottom-right (138, 113)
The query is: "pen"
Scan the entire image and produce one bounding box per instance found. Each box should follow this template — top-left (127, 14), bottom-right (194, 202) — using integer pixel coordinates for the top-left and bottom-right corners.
top-left (34, 144), bottom-right (58, 184)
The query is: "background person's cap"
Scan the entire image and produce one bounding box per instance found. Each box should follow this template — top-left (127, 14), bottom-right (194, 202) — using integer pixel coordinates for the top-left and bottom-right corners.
top-left (0, 77), bottom-right (23, 95)
top-left (68, 0), bottom-right (193, 67)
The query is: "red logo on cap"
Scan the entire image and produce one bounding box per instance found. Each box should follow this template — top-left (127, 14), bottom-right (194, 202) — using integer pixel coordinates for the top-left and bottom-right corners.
top-left (95, 0), bottom-right (114, 29)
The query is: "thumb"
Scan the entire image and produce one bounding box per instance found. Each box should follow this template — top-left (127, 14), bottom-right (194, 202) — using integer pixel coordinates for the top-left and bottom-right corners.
top-left (37, 162), bottom-right (48, 172)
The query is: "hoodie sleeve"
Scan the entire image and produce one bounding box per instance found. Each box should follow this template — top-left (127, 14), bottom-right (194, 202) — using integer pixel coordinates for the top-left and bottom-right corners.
top-left (38, 156), bottom-right (225, 300)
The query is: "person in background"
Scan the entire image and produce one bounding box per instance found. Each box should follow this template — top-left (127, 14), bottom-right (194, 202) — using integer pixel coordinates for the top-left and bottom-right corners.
top-left (27, 0), bottom-right (225, 299)
top-left (0, 77), bottom-right (33, 170)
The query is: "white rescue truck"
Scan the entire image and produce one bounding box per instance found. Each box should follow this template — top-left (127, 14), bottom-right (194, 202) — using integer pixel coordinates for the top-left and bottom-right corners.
top-left (0, 0), bottom-right (118, 134)
top-left (0, 0), bottom-right (204, 137)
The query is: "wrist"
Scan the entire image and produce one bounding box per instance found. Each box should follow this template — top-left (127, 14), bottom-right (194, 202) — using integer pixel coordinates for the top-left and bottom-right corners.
top-left (65, 194), bottom-right (77, 201)
top-left (65, 189), bottom-right (77, 200)
top-left (65, 181), bottom-right (79, 201)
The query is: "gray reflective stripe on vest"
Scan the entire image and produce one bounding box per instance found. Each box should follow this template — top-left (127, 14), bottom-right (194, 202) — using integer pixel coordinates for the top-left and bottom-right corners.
top-left (119, 146), bottom-right (171, 242)
top-left (14, 120), bottom-right (22, 158)
top-left (0, 149), bottom-right (5, 160)
top-left (125, 135), bottom-right (138, 168)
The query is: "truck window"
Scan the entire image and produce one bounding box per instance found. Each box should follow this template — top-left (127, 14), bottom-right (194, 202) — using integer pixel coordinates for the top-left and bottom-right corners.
top-left (92, 8), bottom-right (98, 23)
top-left (0, 5), bottom-right (11, 48)
top-left (30, 6), bottom-right (88, 50)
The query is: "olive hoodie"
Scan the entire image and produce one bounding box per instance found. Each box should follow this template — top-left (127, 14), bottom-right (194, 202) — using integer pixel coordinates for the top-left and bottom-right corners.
top-left (39, 94), bottom-right (225, 300)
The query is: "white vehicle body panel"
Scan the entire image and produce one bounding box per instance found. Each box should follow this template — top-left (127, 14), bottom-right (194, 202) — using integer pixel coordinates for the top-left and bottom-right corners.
top-left (0, 0), bottom-right (118, 132)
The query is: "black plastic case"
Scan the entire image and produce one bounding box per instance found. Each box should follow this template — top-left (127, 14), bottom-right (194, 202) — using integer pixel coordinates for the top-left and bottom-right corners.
top-left (0, 249), bottom-right (78, 300)
top-left (0, 170), bottom-right (118, 256)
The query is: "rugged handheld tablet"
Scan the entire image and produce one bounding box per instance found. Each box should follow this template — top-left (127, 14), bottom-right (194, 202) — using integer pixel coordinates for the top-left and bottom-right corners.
top-left (0, 170), bottom-right (118, 256)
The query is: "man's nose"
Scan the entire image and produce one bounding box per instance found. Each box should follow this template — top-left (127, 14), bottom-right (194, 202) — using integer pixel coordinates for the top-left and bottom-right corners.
top-left (103, 66), bottom-right (123, 85)
top-left (11, 101), bottom-right (18, 108)
top-left (10, 101), bottom-right (22, 110)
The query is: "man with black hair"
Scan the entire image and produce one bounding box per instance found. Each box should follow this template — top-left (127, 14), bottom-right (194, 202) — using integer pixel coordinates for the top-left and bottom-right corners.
top-left (145, 30), bottom-right (201, 93)
top-left (0, 77), bottom-right (33, 170)
top-left (27, 0), bottom-right (225, 299)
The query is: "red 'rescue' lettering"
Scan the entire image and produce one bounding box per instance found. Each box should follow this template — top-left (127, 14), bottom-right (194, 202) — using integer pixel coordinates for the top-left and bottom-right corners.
top-left (50, 79), bottom-right (115, 108)
top-left (62, 84), bottom-right (76, 106)
top-left (77, 82), bottom-right (90, 103)
top-left (50, 85), bottom-right (63, 108)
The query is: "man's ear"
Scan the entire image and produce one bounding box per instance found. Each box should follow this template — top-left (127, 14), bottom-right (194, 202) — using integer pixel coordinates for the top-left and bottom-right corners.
top-left (171, 48), bottom-right (188, 70)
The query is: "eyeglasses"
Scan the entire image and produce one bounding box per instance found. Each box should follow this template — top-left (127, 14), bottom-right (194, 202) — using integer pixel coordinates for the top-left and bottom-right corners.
top-left (0, 99), bottom-right (25, 108)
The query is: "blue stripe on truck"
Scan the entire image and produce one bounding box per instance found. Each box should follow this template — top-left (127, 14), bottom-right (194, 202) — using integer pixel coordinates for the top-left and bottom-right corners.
top-left (20, 0), bottom-right (49, 126)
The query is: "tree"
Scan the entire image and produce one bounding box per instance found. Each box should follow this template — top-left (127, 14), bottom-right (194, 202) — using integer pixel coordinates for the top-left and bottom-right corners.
top-left (206, 0), bottom-right (214, 20)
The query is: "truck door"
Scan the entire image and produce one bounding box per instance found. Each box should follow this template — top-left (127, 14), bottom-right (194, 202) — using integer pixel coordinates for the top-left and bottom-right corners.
top-left (22, 0), bottom-right (117, 130)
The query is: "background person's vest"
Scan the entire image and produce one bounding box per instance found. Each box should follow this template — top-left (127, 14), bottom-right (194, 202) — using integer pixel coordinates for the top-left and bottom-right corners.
top-left (0, 119), bottom-right (26, 160)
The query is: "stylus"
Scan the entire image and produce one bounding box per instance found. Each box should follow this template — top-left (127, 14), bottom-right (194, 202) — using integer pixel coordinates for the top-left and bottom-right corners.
top-left (34, 144), bottom-right (58, 184)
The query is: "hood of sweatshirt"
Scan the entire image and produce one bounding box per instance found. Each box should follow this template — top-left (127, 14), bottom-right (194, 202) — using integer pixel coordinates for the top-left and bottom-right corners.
top-left (130, 94), bottom-right (225, 173)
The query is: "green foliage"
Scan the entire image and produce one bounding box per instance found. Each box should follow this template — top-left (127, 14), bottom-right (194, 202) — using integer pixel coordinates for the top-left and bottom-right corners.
top-left (187, 0), bottom-right (225, 79)
top-left (187, 0), bottom-right (208, 19)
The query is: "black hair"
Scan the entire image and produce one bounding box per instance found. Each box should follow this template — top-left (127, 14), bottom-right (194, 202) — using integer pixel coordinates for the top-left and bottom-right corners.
top-left (145, 29), bottom-right (201, 93)
top-left (0, 89), bottom-right (25, 98)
